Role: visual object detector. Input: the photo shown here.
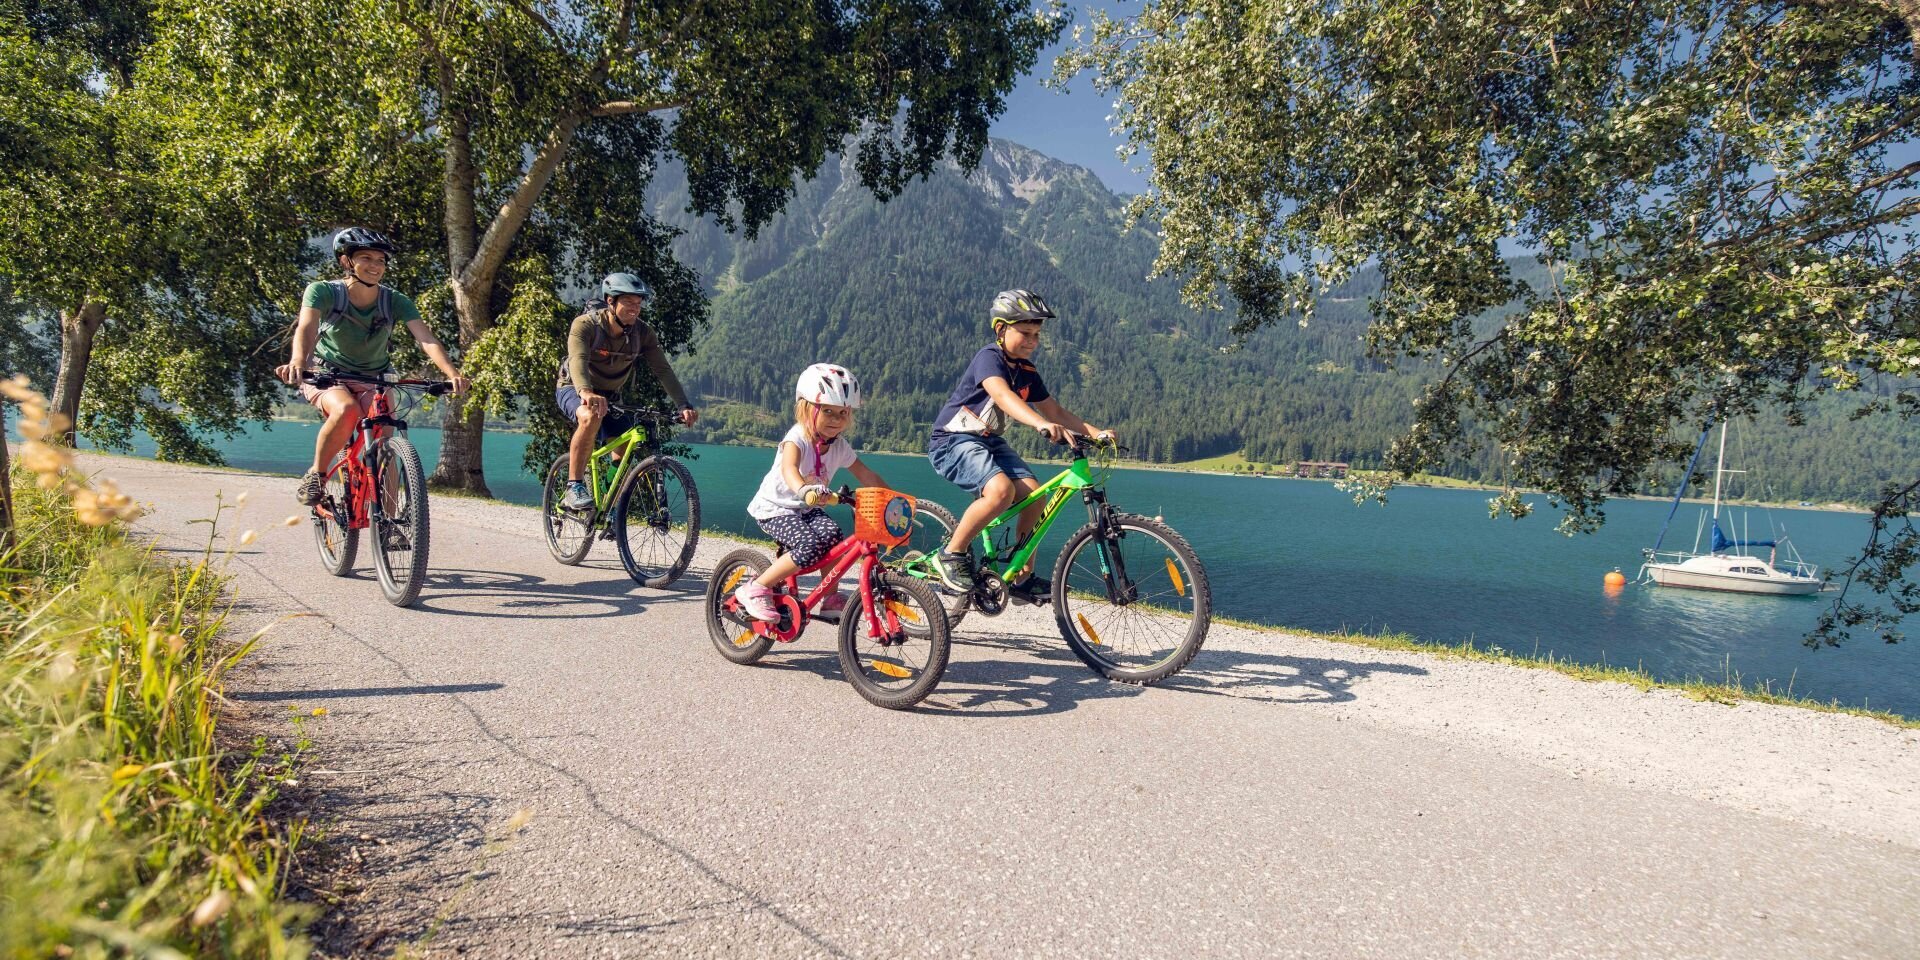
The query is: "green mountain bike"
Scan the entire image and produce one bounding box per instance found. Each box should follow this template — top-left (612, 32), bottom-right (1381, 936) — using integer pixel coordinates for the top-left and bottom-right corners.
top-left (540, 404), bottom-right (700, 587)
top-left (898, 435), bottom-right (1211, 684)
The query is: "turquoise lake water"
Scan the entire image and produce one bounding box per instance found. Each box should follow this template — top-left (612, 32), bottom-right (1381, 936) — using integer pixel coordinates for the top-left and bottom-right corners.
top-left (72, 419), bottom-right (1919, 716)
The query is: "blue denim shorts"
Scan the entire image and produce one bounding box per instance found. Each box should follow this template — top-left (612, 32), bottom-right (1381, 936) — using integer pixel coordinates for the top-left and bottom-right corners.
top-left (556, 385), bottom-right (635, 441)
top-left (929, 433), bottom-right (1035, 494)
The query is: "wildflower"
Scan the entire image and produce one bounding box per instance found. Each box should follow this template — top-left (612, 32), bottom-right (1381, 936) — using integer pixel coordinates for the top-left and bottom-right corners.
top-left (19, 439), bottom-right (73, 476)
top-left (48, 652), bottom-right (76, 683)
top-left (235, 491), bottom-right (250, 507)
top-left (281, 514), bottom-right (303, 527)
top-left (190, 889), bottom-right (233, 928)
top-left (112, 763), bottom-right (145, 782)
top-left (238, 529), bottom-right (258, 546)
top-left (310, 707), bottom-right (327, 717)
top-left (165, 634), bottom-right (186, 656)
top-left (0, 374), bottom-right (34, 402)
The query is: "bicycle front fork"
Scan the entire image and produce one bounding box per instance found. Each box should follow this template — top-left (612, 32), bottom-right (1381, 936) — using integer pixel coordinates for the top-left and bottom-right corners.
top-left (1083, 490), bottom-right (1138, 605)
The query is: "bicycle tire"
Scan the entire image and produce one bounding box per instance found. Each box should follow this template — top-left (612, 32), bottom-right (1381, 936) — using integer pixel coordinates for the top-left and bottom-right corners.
top-left (838, 572), bottom-right (951, 710)
top-left (1051, 512), bottom-right (1211, 684)
top-left (706, 548), bottom-right (775, 664)
top-left (370, 436), bottom-right (431, 607)
top-left (313, 455), bottom-right (357, 576)
top-left (898, 498), bottom-right (972, 630)
top-left (613, 455), bottom-right (700, 588)
top-left (541, 455), bottom-right (594, 565)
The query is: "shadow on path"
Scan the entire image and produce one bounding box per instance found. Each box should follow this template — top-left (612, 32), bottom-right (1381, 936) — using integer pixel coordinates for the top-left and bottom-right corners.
top-left (232, 682), bottom-right (505, 702)
top-left (406, 568), bottom-right (703, 619)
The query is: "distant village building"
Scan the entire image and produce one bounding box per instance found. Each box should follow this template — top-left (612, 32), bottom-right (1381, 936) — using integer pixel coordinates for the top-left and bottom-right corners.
top-left (1296, 460), bottom-right (1350, 479)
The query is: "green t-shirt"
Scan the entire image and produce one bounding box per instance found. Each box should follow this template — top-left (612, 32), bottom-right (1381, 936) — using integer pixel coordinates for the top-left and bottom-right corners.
top-left (301, 281), bottom-right (422, 375)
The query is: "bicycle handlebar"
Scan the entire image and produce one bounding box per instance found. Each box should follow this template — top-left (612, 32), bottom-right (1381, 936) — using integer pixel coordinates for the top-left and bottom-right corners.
top-left (303, 371), bottom-right (455, 396)
top-left (803, 484), bottom-right (857, 507)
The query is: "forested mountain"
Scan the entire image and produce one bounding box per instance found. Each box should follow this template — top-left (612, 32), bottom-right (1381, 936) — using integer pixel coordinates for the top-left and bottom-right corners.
top-left (646, 138), bottom-right (1912, 504)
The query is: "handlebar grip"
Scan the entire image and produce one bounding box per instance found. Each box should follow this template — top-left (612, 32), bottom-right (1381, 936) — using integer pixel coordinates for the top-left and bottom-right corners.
top-left (803, 489), bottom-right (836, 507)
top-left (427, 381), bottom-right (454, 397)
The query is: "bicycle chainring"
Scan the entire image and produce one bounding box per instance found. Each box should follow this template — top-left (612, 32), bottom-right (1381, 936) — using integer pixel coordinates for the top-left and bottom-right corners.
top-left (973, 569), bottom-right (1009, 616)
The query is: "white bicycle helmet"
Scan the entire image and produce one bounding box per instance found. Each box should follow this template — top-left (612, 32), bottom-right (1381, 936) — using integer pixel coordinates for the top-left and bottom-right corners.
top-left (795, 363), bottom-right (863, 409)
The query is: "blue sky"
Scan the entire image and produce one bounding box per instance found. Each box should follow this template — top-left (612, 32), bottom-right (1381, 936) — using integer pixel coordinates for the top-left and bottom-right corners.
top-left (990, 4), bottom-right (1149, 196)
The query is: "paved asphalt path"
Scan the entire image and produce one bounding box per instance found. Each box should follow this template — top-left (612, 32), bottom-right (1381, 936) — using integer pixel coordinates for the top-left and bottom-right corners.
top-left (98, 454), bottom-right (1916, 959)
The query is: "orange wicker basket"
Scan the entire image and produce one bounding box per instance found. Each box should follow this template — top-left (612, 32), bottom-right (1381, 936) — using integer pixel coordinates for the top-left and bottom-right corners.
top-left (852, 487), bottom-right (916, 547)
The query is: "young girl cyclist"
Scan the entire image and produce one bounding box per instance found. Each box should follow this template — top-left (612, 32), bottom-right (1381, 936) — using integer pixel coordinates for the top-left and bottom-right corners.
top-left (737, 363), bottom-right (891, 621)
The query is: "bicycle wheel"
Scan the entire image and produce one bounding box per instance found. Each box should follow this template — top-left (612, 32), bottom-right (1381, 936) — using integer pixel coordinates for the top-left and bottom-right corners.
top-left (896, 498), bottom-right (971, 630)
top-left (613, 455), bottom-right (700, 588)
top-left (838, 571), bottom-right (951, 710)
top-left (541, 455), bottom-right (594, 565)
top-left (1051, 512), bottom-right (1210, 684)
top-left (312, 456), bottom-right (357, 576)
top-left (370, 436), bottom-right (431, 607)
top-left (706, 549), bottom-right (775, 665)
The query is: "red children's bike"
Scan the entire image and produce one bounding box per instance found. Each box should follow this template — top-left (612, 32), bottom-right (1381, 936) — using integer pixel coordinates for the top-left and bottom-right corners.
top-left (303, 370), bottom-right (454, 607)
top-left (704, 486), bottom-right (953, 710)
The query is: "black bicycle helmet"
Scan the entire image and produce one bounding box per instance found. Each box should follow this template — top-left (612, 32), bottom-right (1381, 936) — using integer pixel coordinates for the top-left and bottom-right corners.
top-left (601, 272), bottom-right (652, 301)
top-left (990, 289), bottom-right (1055, 325)
top-left (333, 227), bottom-right (396, 258)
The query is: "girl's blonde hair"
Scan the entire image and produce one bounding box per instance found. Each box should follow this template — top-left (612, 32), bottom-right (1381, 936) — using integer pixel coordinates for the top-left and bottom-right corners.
top-left (794, 399), bottom-right (854, 444)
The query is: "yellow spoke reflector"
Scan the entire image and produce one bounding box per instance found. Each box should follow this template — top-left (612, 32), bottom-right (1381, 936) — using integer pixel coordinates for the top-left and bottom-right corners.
top-left (885, 600), bottom-right (922, 623)
top-left (1077, 613), bottom-right (1103, 646)
top-left (870, 659), bottom-right (913, 679)
top-left (733, 629), bottom-right (756, 648)
top-left (1165, 557), bottom-right (1186, 597)
top-left (723, 567), bottom-right (749, 593)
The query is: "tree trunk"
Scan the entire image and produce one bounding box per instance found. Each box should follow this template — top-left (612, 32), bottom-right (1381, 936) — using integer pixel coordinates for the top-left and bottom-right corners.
top-left (1, 406), bottom-right (14, 552)
top-left (51, 301), bottom-right (105, 446)
top-left (426, 280), bottom-right (496, 496)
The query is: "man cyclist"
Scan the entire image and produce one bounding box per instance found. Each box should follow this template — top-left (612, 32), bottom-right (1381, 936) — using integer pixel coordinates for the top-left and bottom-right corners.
top-left (277, 227), bottom-right (468, 506)
top-left (556, 272), bottom-right (698, 509)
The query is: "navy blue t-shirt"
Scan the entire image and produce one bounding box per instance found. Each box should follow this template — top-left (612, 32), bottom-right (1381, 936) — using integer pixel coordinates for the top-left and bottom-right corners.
top-left (931, 345), bottom-right (1051, 440)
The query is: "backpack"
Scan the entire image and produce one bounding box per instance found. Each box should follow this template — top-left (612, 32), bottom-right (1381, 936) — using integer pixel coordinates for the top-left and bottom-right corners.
top-left (319, 280), bottom-right (394, 337)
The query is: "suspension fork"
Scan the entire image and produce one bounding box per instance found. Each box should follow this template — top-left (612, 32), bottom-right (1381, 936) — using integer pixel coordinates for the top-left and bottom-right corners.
top-left (1083, 489), bottom-right (1137, 604)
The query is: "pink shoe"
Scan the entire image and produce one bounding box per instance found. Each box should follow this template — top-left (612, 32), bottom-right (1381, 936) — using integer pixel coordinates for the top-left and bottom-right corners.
top-left (735, 582), bottom-right (780, 621)
top-left (817, 591), bottom-right (850, 618)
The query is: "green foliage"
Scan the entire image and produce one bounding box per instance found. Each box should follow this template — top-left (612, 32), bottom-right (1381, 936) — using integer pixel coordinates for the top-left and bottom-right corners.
top-left (1062, 0), bottom-right (1919, 639)
top-left (665, 140), bottom-right (1915, 507)
top-left (1, 475), bottom-right (310, 956)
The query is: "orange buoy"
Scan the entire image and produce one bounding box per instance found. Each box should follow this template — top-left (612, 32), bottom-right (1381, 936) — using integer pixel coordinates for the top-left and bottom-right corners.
top-left (1603, 570), bottom-right (1627, 587)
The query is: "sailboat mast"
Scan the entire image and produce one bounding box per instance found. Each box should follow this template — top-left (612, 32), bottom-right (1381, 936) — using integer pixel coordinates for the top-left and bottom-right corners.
top-left (1712, 421), bottom-right (1728, 521)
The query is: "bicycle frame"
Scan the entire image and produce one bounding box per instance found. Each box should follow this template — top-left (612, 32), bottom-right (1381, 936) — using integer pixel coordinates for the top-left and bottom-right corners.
top-left (731, 535), bottom-right (907, 646)
top-left (318, 388), bottom-right (405, 531)
top-left (585, 423), bottom-right (652, 511)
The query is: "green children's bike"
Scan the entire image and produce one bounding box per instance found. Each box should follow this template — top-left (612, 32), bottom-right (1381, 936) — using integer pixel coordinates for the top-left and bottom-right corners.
top-left (898, 435), bottom-right (1212, 684)
top-left (540, 403), bottom-right (701, 587)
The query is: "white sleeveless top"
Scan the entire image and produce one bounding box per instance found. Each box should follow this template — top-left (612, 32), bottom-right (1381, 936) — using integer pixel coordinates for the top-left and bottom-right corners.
top-left (747, 424), bottom-right (858, 520)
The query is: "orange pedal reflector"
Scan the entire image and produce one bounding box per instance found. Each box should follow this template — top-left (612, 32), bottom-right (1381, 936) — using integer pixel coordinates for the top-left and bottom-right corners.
top-left (1165, 558), bottom-right (1186, 597)
top-left (885, 600), bottom-right (922, 623)
top-left (871, 660), bottom-right (913, 679)
top-left (1077, 613), bottom-right (1103, 646)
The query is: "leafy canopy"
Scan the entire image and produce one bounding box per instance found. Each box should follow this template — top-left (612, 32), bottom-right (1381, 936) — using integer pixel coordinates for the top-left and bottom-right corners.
top-left (1065, 0), bottom-right (1919, 641)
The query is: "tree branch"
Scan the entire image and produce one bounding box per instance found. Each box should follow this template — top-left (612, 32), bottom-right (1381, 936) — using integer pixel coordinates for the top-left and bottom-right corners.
top-left (462, 112), bottom-right (588, 290)
top-left (590, 98), bottom-right (687, 117)
top-left (506, 0), bottom-right (567, 48)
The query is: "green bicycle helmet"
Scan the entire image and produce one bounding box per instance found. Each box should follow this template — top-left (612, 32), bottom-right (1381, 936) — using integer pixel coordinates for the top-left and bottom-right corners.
top-left (990, 289), bottom-right (1055, 326)
top-left (601, 272), bottom-right (652, 302)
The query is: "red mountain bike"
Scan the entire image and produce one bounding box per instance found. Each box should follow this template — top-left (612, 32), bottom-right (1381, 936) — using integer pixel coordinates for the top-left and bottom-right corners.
top-left (303, 370), bottom-right (453, 606)
top-left (704, 486), bottom-right (952, 710)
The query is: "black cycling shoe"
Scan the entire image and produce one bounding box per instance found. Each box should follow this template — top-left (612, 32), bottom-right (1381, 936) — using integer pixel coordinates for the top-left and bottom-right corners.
top-left (931, 549), bottom-right (976, 595)
top-left (1007, 574), bottom-right (1052, 606)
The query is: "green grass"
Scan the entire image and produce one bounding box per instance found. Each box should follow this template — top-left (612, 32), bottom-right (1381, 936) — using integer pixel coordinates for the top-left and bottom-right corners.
top-left (2, 472), bottom-right (311, 956)
top-left (1211, 614), bottom-right (1920, 729)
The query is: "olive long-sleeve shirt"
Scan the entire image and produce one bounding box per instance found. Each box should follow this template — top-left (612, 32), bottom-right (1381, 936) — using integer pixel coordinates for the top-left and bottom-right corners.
top-left (560, 309), bottom-right (690, 408)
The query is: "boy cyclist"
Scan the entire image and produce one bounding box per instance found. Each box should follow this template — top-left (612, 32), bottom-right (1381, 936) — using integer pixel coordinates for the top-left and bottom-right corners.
top-left (926, 289), bottom-right (1113, 602)
top-left (278, 227), bottom-right (468, 506)
top-left (556, 272), bottom-right (698, 509)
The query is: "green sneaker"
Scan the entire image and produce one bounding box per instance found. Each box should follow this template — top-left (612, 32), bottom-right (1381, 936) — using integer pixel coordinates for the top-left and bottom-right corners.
top-left (930, 549), bottom-right (976, 595)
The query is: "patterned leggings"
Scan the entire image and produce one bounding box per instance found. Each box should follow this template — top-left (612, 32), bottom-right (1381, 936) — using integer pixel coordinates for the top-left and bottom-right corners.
top-left (757, 509), bottom-right (844, 569)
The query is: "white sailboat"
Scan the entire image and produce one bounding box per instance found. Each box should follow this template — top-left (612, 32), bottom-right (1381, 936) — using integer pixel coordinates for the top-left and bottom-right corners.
top-left (1639, 423), bottom-right (1822, 596)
